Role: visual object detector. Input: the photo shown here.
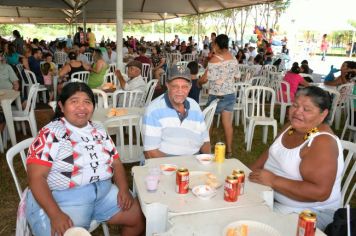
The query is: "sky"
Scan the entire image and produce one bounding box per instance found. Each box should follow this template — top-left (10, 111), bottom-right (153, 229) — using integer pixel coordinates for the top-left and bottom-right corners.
top-left (279, 0), bottom-right (355, 31)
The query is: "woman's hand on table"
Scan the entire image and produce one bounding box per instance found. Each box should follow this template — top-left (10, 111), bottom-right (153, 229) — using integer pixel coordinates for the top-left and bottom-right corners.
top-left (118, 189), bottom-right (133, 211)
top-left (50, 210), bottom-right (73, 236)
top-left (248, 169), bottom-right (277, 187)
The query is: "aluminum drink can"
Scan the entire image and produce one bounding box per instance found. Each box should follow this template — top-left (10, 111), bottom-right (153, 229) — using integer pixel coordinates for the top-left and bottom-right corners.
top-left (215, 142), bottom-right (226, 163)
top-left (296, 210), bottom-right (317, 236)
top-left (232, 170), bottom-right (245, 195)
top-left (176, 168), bottom-right (189, 194)
top-left (224, 175), bottom-right (239, 202)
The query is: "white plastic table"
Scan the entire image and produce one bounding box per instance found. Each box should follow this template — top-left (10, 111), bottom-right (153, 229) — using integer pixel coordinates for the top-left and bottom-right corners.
top-left (91, 107), bottom-right (144, 124)
top-left (158, 205), bottom-right (326, 236)
top-left (0, 89), bottom-right (22, 145)
top-left (132, 156), bottom-right (273, 235)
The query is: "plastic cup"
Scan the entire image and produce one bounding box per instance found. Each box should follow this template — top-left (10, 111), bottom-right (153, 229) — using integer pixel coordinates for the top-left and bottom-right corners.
top-left (145, 175), bottom-right (159, 192)
top-left (148, 167), bottom-right (161, 181)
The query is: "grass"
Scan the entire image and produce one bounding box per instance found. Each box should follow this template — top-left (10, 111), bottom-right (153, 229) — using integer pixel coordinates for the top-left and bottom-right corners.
top-left (0, 103), bottom-right (354, 235)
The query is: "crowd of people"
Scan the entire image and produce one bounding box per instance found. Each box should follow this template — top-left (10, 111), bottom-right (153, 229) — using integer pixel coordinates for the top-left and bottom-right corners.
top-left (0, 27), bottom-right (355, 236)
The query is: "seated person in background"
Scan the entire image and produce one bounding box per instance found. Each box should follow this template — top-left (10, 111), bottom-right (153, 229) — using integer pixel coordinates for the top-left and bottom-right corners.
top-left (300, 64), bottom-right (314, 82)
top-left (88, 49), bottom-right (108, 89)
top-left (28, 48), bottom-right (44, 84)
top-left (105, 44), bottom-right (117, 64)
top-left (58, 51), bottom-right (90, 95)
top-left (324, 60), bottom-right (356, 86)
top-left (283, 62), bottom-right (309, 102)
top-left (25, 82), bottom-right (145, 236)
top-left (134, 47), bottom-right (151, 65)
top-left (301, 60), bottom-right (313, 74)
top-left (187, 61), bottom-right (201, 103)
top-left (0, 50), bottom-right (20, 90)
top-left (249, 86), bottom-right (344, 230)
top-left (115, 60), bottom-right (146, 92)
top-left (142, 65), bottom-right (210, 158)
top-left (235, 49), bottom-right (246, 64)
top-left (41, 62), bottom-right (54, 101)
top-left (44, 53), bottom-right (57, 75)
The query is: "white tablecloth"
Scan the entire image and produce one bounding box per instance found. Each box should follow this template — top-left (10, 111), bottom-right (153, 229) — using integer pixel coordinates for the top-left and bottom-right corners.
top-left (159, 205), bottom-right (326, 236)
top-left (0, 89), bottom-right (22, 145)
top-left (132, 156), bottom-right (273, 235)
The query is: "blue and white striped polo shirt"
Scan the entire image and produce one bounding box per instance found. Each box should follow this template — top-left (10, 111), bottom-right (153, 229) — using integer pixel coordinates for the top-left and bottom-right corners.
top-left (142, 93), bottom-right (209, 156)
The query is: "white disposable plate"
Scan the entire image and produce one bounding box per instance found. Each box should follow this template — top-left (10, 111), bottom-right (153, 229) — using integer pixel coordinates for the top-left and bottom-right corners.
top-left (222, 220), bottom-right (281, 236)
top-left (189, 171), bottom-right (222, 189)
top-left (159, 164), bottom-right (178, 175)
top-left (195, 154), bottom-right (214, 165)
top-left (192, 184), bottom-right (217, 200)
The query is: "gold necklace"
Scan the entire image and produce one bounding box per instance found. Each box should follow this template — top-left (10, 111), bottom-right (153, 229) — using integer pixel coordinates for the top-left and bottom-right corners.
top-left (287, 127), bottom-right (320, 141)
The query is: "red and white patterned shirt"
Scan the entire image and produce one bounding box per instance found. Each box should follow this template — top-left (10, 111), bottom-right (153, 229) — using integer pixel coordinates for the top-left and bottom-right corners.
top-left (27, 118), bottom-right (119, 190)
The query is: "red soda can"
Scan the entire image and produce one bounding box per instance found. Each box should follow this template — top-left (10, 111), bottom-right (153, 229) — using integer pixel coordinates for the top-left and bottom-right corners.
top-left (296, 210), bottom-right (316, 236)
top-left (176, 168), bottom-right (189, 194)
top-left (232, 170), bottom-right (245, 195)
top-left (224, 175), bottom-right (239, 202)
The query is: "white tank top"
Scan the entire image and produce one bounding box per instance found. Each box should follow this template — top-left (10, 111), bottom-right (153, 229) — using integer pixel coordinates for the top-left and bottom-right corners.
top-left (264, 128), bottom-right (344, 212)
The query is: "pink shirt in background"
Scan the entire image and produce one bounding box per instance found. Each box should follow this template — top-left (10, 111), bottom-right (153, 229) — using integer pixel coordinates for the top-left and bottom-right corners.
top-left (282, 72), bottom-right (304, 102)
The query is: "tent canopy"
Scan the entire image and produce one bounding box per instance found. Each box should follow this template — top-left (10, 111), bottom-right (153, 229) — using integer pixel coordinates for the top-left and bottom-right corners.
top-left (0, 0), bottom-right (276, 24)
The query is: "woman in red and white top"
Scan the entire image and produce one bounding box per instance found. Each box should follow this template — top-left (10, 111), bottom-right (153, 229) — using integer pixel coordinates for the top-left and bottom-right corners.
top-left (26, 82), bottom-right (144, 236)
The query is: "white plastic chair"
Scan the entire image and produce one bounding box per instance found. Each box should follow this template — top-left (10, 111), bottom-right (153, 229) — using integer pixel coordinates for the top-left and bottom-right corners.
top-left (141, 63), bottom-right (151, 83)
top-left (323, 87), bottom-right (341, 126)
top-left (273, 80), bottom-right (292, 125)
top-left (70, 71), bottom-right (90, 84)
top-left (54, 51), bottom-right (68, 67)
top-left (183, 53), bottom-right (194, 62)
top-left (6, 137), bottom-right (110, 236)
top-left (142, 79), bottom-right (158, 106)
top-left (104, 72), bottom-right (117, 86)
top-left (12, 84), bottom-right (39, 137)
top-left (341, 95), bottom-right (356, 142)
top-left (112, 90), bottom-right (144, 108)
top-left (23, 69), bottom-right (48, 104)
top-left (0, 125), bottom-right (8, 153)
top-left (170, 53), bottom-right (182, 65)
top-left (103, 114), bottom-right (143, 163)
top-left (202, 99), bottom-right (218, 131)
top-left (92, 89), bottom-right (109, 108)
top-left (340, 140), bottom-right (356, 207)
top-left (16, 64), bottom-right (29, 97)
top-left (334, 83), bottom-right (354, 130)
top-left (109, 63), bottom-right (116, 73)
top-left (244, 86), bottom-right (277, 151)
top-left (84, 52), bottom-right (93, 64)
top-left (233, 82), bottom-right (251, 128)
top-left (176, 61), bottom-right (189, 69)
top-left (249, 76), bottom-right (268, 87)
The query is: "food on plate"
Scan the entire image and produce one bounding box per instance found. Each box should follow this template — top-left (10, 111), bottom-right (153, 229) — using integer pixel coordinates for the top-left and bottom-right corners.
top-left (226, 224), bottom-right (248, 236)
top-left (102, 82), bottom-right (116, 90)
top-left (160, 164), bottom-right (178, 175)
top-left (190, 172), bottom-right (221, 189)
top-left (106, 108), bottom-right (128, 117)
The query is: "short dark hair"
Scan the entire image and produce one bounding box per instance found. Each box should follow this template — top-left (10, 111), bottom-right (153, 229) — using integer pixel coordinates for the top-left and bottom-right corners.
top-left (215, 34), bottom-right (229, 50)
top-left (187, 61), bottom-right (198, 75)
top-left (32, 48), bottom-right (41, 55)
top-left (68, 51), bottom-right (77, 60)
top-left (290, 62), bottom-right (300, 74)
top-left (301, 60), bottom-right (308, 65)
top-left (53, 82), bottom-right (95, 120)
top-left (295, 86), bottom-right (332, 122)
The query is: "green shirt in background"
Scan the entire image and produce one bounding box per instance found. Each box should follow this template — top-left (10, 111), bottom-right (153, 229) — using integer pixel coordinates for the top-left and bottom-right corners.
top-left (0, 63), bottom-right (18, 89)
top-left (88, 63), bottom-right (108, 89)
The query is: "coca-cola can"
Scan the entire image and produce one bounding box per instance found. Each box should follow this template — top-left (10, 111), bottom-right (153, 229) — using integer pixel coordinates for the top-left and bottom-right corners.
top-left (224, 175), bottom-right (239, 202)
top-left (296, 210), bottom-right (316, 236)
top-left (232, 169), bottom-right (245, 195)
top-left (176, 168), bottom-right (189, 194)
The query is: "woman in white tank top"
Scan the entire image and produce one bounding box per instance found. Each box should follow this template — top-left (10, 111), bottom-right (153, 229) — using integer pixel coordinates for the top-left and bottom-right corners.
top-left (249, 86), bottom-right (344, 230)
